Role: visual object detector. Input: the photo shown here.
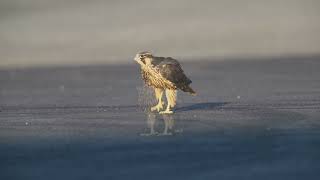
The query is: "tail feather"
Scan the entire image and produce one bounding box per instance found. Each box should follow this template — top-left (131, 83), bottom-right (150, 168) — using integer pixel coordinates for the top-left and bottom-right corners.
top-left (180, 85), bottom-right (196, 96)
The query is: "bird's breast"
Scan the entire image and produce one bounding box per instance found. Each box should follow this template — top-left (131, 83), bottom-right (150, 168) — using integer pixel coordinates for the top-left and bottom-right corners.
top-left (141, 69), bottom-right (176, 89)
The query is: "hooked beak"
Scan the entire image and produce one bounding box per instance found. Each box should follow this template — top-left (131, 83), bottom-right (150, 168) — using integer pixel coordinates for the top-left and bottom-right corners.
top-left (134, 55), bottom-right (140, 63)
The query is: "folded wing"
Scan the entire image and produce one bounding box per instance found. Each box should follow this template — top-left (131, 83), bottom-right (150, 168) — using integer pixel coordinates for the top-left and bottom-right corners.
top-left (158, 58), bottom-right (192, 88)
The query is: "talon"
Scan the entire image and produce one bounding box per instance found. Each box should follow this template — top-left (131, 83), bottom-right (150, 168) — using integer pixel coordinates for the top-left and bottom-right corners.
top-left (151, 104), bottom-right (164, 112)
top-left (159, 110), bottom-right (173, 114)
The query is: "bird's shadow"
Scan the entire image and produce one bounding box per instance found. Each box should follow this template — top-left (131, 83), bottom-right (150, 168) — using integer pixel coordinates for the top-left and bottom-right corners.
top-left (176, 102), bottom-right (229, 112)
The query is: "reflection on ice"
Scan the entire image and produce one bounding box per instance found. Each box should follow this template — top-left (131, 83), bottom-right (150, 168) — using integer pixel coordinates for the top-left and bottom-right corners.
top-left (140, 113), bottom-right (182, 136)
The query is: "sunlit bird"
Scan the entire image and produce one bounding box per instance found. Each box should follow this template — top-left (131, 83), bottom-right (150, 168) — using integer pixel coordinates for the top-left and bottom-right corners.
top-left (134, 52), bottom-right (196, 114)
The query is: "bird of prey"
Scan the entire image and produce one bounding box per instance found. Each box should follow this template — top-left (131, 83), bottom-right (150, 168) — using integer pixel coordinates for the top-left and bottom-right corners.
top-left (134, 52), bottom-right (196, 114)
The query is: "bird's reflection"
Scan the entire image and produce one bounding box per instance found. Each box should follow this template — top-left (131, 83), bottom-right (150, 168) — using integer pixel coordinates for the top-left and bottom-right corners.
top-left (140, 112), bottom-right (182, 136)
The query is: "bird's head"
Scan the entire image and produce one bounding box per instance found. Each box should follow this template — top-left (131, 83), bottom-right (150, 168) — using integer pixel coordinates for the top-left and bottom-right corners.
top-left (134, 51), bottom-right (153, 66)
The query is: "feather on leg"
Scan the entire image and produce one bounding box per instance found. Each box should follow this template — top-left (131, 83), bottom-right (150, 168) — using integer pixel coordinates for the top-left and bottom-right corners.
top-left (151, 88), bottom-right (164, 112)
top-left (160, 89), bottom-right (177, 114)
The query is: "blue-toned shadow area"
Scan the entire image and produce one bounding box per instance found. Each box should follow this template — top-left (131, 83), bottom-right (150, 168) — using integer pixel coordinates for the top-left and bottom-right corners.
top-left (176, 102), bottom-right (229, 112)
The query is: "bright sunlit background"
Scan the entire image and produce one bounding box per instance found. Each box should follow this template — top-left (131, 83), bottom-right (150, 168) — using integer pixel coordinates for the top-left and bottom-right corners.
top-left (1, 0), bottom-right (319, 68)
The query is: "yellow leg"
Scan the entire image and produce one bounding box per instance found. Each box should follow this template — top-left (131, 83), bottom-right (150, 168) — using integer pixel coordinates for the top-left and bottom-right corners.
top-left (151, 88), bottom-right (164, 112)
top-left (160, 89), bottom-right (177, 114)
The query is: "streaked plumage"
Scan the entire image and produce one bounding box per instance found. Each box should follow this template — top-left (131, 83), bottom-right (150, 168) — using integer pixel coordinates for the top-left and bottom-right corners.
top-left (134, 52), bottom-right (196, 114)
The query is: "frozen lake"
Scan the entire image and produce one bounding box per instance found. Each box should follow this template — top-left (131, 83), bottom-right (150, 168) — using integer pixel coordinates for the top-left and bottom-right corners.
top-left (1, 57), bottom-right (320, 179)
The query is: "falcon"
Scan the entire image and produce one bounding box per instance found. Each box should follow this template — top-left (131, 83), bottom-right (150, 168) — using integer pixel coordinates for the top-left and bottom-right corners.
top-left (134, 52), bottom-right (196, 114)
